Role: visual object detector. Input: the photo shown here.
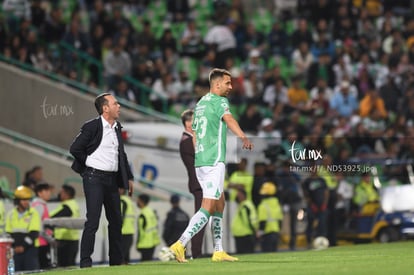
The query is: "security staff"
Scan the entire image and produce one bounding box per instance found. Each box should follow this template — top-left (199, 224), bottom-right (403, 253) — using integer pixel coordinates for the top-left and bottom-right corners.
top-left (257, 182), bottom-right (283, 252)
top-left (5, 186), bottom-right (41, 271)
top-left (50, 185), bottom-right (80, 267)
top-left (318, 155), bottom-right (339, 246)
top-left (120, 189), bottom-right (137, 264)
top-left (0, 187), bottom-right (5, 234)
top-left (136, 194), bottom-right (160, 261)
top-left (231, 189), bottom-right (258, 254)
top-left (162, 194), bottom-right (190, 246)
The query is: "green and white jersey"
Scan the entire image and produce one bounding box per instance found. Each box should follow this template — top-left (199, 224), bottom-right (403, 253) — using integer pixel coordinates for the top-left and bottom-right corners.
top-left (193, 92), bottom-right (231, 167)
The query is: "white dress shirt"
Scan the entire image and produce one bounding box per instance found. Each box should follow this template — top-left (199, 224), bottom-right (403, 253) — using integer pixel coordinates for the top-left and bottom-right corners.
top-left (85, 116), bottom-right (119, 172)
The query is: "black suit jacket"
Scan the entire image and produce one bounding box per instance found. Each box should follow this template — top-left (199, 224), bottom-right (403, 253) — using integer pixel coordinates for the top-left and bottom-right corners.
top-left (179, 131), bottom-right (201, 194)
top-left (70, 117), bottom-right (133, 189)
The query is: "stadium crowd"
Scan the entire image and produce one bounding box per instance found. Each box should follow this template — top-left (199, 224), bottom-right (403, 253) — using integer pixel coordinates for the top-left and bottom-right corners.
top-left (1, 0), bottom-right (414, 162)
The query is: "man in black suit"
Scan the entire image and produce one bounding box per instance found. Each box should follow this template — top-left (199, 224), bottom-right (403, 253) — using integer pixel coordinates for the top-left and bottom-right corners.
top-left (179, 109), bottom-right (205, 258)
top-left (70, 93), bottom-right (134, 268)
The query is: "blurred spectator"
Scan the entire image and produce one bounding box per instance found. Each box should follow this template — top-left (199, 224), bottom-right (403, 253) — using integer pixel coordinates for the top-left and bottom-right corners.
top-left (204, 19), bottom-right (236, 68)
top-left (326, 129), bottom-right (353, 162)
top-left (332, 53), bottom-right (354, 86)
top-left (30, 45), bottom-right (53, 72)
top-left (61, 19), bottom-right (93, 74)
top-left (193, 63), bottom-right (211, 98)
top-left (329, 80), bottom-right (359, 118)
top-left (150, 71), bottom-right (174, 112)
top-left (311, 28), bottom-right (335, 59)
top-left (379, 75), bottom-right (402, 114)
top-left (361, 108), bottom-right (387, 152)
top-left (103, 41), bottom-right (132, 89)
top-left (41, 6), bottom-right (65, 45)
top-left (267, 20), bottom-right (290, 59)
top-left (306, 87), bottom-right (330, 117)
top-left (133, 20), bottom-right (157, 56)
top-left (243, 22), bottom-right (267, 59)
top-left (89, 0), bottom-right (110, 34)
top-left (22, 165), bottom-right (43, 190)
top-left (257, 117), bottom-right (282, 149)
top-left (167, 0), bottom-right (190, 22)
top-left (309, 78), bottom-right (333, 101)
top-left (109, 79), bottom-right (137, 104)
top-left (354, 67), bottom-right (376, 100)
top-left (286, 74), bottom-right (309, 113)
top-left (306, 51), bottom-right (335, 90)
top-left (291, 18), bottom-right (314, 49)
top-left (239, 103), bottom-right (263, 135)
top-left (30, 0), bottom-right (45, 29)
top-left (291, 41), bottom-right (313, 77)
top-left (374, 52), bottom-right (390, 89)
top-left (180, 18), bottom-right (205, 59)
top-left (243, 71), bottom-right (263, 103)
top-left (171, 70), bottom-right (194, 105)
top-left (162, 194), bottom-right (189, 246)
top-left (333, 2), bottom-right (357, 41)
top-left (158, 28), bottom-right (178, 54)
top-left (2, 0), bottom-right (31, 34)
top-left (106, 3), bottom-right (133, 41)
top-left (243, 48), bottom-right (265, 82)
top-left (228, 0), bottom-right (245, 25)
top-left (309, 0), bottom-right (333, 25)
top-left (359, 88), bottom-right (387, 118)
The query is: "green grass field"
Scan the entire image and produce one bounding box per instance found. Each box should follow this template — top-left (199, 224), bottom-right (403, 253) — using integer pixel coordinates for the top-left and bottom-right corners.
top-left (43, 242), bottom-right (414, 275)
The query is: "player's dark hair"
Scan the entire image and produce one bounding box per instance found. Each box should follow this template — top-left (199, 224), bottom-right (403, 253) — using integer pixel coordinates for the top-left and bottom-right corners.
top-left (95, 93), bottom-right (111, 115)
top-left (180, 109), bottom-right (194, 126)
top-left (209, 68), bottom-right (231, 83)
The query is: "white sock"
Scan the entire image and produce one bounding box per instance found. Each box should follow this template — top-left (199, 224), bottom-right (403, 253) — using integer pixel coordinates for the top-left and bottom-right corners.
top-left (211, 212), bottom-right (223, 252)
top-left (179, 208), bottom-right (210, 247)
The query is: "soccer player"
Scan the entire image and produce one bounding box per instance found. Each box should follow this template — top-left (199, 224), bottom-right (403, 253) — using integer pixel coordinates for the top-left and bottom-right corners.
top-left (170, 68), bottom-right (253, 263)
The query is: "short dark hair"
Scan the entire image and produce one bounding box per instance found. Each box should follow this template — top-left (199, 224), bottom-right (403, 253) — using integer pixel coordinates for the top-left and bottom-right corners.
top-left (34, 182), bottom-right (53, 194)
top-left (180, 109), bottom-right (193, 126)
top-left (62, 184), bottom-right (75, 198)
top-left (138, 194), bottom-right (150, 205)
top-left (170, 194), bottom-right (180, 204)
top-left (209, 68), bottom-right (231, 83)
top-left (95, 93), bottom-right (111, 115)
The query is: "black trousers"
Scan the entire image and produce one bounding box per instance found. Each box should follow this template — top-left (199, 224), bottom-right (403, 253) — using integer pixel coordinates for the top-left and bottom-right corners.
top-left (191, 189), bottom-right (205, 258)
top-left (121, 234), bottom-right (134, 264)
top-left (260, 233), bottom-right (279, 252)
top-left (234, 235), bottom-right (256, 254)
top-left (80, 169), bottom-right (123, 267)
top-left (57, 240), bottom-right (79, 267)
top-left (38, 245), bottom-right (51, 269)
top-left (138, 247), bottom-right (155, 261)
